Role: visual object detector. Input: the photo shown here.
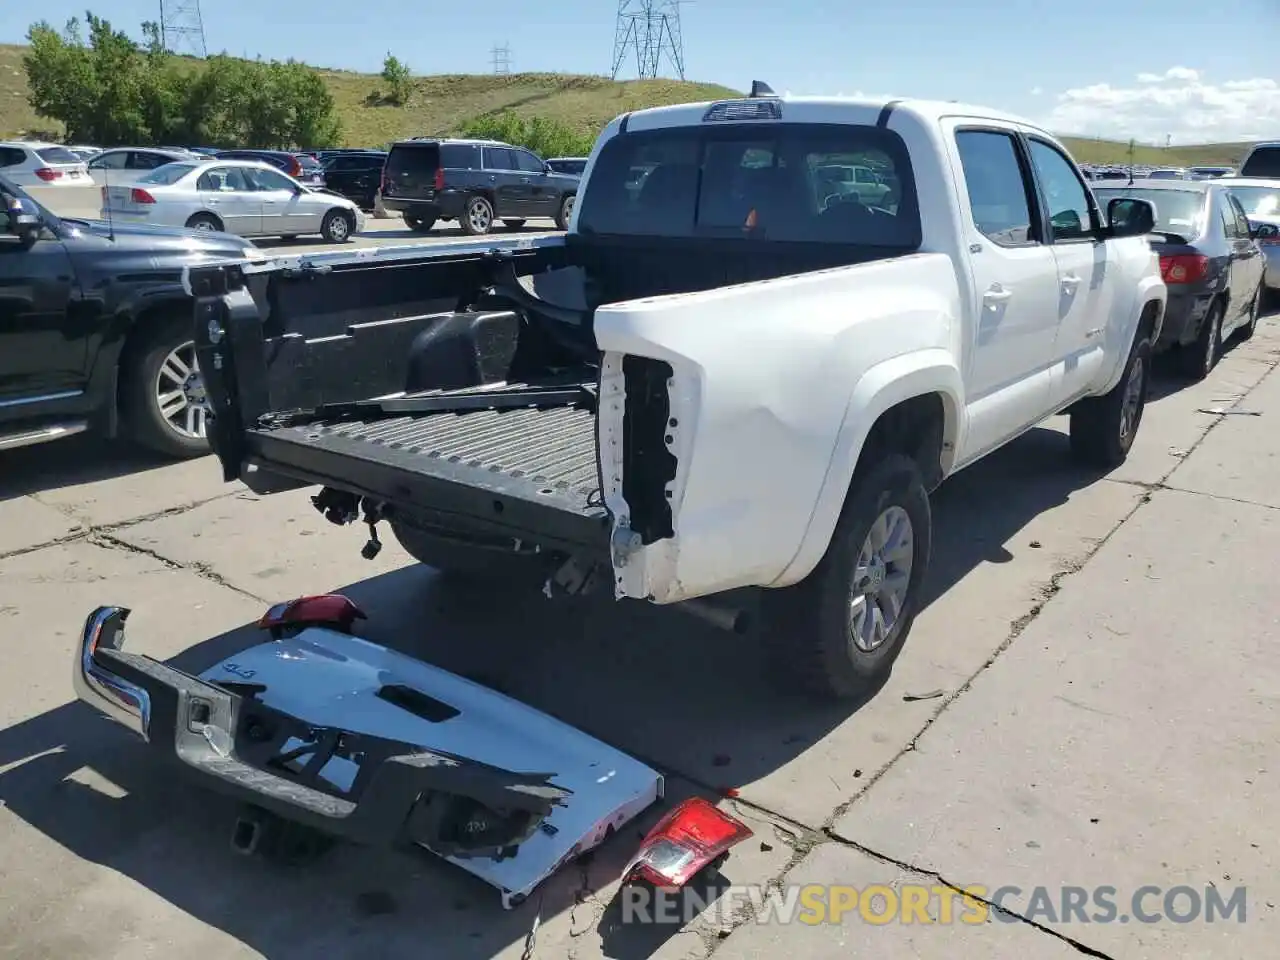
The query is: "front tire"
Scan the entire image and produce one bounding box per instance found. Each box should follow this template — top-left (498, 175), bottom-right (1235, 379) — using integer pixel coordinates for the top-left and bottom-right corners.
top-left (1069, 335), bottom-right (1151, 468)
top-left (760, 454), bottom-right (932, 700)
top-left (321, 209), bottom-right (355, 243)
top-left (460, 195), bottom-right (494, 236)
top-left (121, 315), bottom-right (211, 459)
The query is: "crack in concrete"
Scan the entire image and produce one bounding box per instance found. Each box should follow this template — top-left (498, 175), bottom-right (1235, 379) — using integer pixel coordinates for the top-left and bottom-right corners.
top-left (819, 831), bottom-right (1118, 959)
top-left (0, 489), bottom-right (243, 564)
top-left (88, 532), bottom-right (269, 604)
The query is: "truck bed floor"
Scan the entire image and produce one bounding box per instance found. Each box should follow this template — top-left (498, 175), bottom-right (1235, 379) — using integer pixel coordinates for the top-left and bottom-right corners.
top-left (248, 403), bottom-right (609, 547)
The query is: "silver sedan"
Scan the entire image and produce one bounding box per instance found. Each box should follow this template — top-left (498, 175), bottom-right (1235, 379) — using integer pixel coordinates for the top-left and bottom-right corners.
top-left (100, 158), bottom-right (365, 242)
top-left (1220, 177), bottom-right (1280, 291)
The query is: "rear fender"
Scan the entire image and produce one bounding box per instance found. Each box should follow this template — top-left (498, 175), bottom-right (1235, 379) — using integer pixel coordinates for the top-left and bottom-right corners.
top-left (772, 350), bottom-right (964, 587)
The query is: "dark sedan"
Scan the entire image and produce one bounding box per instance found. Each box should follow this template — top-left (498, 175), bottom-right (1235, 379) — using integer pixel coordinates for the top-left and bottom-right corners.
top-left (213, 149), bottom-right (325, 188)
top-left (1095, 180), bottom-right (1267, 380)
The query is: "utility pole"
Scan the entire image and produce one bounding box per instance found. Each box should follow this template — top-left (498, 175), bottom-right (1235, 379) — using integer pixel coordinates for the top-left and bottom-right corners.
top-left (491, 43), bottom-right (511, 76)
top-left (159, 0), bottom-right (207, 57)
top-left (611, 0), bottom-right (687, 80)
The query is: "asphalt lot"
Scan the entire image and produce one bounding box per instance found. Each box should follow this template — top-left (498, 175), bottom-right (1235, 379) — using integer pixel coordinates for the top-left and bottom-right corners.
top-left (1, 270), bottom-right (1277, 957)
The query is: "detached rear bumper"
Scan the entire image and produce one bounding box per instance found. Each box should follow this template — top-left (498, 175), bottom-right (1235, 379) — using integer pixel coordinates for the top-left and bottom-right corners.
top-left (74, 606), bottom-right (662, 907)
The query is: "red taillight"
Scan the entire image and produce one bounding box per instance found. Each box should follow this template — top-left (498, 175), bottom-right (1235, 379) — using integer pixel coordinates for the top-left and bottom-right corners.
top-left (287, 157), bottom-right (302, 177)
top-left (34, 167), bottom-right (61, 181)
top-left (433, 167), bottom-right (444, 191)
top-left (1159, 253), bottom-right (1208, 284)
top-left (623, 797), bottom-right (753, 889)
top-left (258, 594), bottom-right (367, 635)
top-left (130, 188), bottom-right (156, 204)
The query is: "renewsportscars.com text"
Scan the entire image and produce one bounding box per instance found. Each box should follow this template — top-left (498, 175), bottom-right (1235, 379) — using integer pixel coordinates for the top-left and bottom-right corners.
top-left (620, 883), bottom-right (1248, 927)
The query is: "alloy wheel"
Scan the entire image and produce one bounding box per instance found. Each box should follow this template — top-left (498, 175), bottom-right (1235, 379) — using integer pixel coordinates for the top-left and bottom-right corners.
top-left (155, 341), bottom-right (209, 440)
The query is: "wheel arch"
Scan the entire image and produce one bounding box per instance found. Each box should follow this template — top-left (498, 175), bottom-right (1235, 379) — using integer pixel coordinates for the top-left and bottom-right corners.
top-left (112, 297), bottom-right (194, 435)
top-left (770, 350), bottom-right (963, 588)
top-left (185, 210), bottom-right (224, 231)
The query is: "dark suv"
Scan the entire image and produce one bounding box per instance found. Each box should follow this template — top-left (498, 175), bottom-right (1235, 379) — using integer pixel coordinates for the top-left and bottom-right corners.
top-left (380, 138), bottom-right (579, 235)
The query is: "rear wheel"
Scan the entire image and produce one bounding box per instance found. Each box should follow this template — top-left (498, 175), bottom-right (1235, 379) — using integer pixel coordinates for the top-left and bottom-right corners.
top-left (759, 454), bottom-right (931, 700)
top-left (555, 195), bottom-right (575, 231)
top-left (1238, 284), bottom-right (1263, 341)
top-left (1181, 300), bottom-right (1223, 380)
top-left (1069, 335), bottom-right (1151, 468)
top-left (121, 315), bottom-right (211, 459)
top-left (389, 520), bottom-right (553, 585)
top-left (185, 213), bottom-right (222, 232)
top-left (460, 195), bottom-right (494, 236)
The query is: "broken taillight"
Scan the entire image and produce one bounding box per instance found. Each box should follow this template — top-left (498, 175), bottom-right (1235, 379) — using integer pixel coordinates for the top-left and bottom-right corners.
top-left (258, 594), bottom-right (367, 635)
top-left (622, 797), bottom-right (753, 889)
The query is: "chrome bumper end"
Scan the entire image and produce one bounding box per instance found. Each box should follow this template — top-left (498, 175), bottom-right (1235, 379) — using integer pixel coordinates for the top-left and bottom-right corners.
top-left (74, 606), bottom-right (151, 740)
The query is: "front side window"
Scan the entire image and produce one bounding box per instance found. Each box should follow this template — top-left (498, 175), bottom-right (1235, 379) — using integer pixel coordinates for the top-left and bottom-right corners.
top-left (576, 123), bottom-right (920, 246)
top-left (1027, 139), bottom-right (1095, 241)
top-left (197, 166), bottom-right (254, 192)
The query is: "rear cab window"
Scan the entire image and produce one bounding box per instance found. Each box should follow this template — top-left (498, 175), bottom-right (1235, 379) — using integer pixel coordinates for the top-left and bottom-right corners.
top-left (575, 122), bottom-right (921, 247)
top-left (1241, 148), bottom-right (1280, 179)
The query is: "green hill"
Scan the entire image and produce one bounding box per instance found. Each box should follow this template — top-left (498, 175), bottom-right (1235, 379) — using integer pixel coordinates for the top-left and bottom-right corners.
top-left (0, 42), bottom-right (1252, 165)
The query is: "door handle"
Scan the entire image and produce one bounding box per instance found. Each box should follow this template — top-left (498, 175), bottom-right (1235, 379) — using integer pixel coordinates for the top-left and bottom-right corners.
top-left (983, 286), bottom-right (1013, 305)
top-left (1061, 274), bottom-right (1082, 290)
top-left (488, 175), bottom-right (497, 182)
top-left (520, 176), bottom-right (531, 183)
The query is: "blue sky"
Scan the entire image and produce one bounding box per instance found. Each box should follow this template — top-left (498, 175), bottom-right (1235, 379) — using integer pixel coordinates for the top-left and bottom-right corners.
top-left (4, 0), bottom-right (1279, 143)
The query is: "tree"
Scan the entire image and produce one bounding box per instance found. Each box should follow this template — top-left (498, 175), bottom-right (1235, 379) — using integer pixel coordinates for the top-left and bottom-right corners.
top-left (21, 11), bottom-right (342, 148)
top-left (380, 53), bottom-right (412, 106)
top-left (458, 112), bottom-right (594, 159)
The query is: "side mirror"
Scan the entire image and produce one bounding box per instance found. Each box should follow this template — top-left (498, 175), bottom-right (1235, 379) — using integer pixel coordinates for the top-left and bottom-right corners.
top-left (544, 163), bottom-right (555, 175)
top-left (1107, 197), bottom-right (1155, 238)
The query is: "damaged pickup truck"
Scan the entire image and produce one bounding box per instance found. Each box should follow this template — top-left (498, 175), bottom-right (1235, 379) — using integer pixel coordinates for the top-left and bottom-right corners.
top-left (187, 86), bottom-right (1166, 701)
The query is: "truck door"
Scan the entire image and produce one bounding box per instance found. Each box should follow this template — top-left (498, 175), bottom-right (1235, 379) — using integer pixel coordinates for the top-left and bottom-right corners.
top-left (1022, 136), bottom-right (1113, 408)
top-left (948, 125), bottom-right (1062, 464)
top-left (0, 192), bottom-right (84, 411)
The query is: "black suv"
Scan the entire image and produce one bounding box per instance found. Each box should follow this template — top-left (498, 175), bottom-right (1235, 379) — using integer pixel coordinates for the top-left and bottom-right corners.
top-left (380, 138), bottom-right (579, 235)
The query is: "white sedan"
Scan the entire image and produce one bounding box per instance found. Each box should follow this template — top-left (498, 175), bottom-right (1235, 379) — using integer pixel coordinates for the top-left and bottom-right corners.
top-left (100, 158), bottom-right (365, 242)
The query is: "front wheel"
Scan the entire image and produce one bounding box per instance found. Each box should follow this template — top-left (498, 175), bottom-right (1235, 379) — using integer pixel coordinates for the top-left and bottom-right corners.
top-left (121, 315), bottom-right (212, 459)
top-left (759, 454), bottom-right (932, 700)
top-left (321, 209), bottom-right (355, 243)
top-left (1069, 335), bottom-right (1151, 468)
top-left (460, 195), bottom-right (494, 236)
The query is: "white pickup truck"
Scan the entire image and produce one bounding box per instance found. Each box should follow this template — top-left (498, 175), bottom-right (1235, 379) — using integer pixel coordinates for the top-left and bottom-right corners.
top-left (184, 85), bottom-right (1166, 701)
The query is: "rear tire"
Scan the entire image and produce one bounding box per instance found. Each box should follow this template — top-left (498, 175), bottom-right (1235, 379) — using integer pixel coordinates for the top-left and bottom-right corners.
top-left (389, 520), bottom-right (553, 585)
top-left (1239, 284), bottom-right (1262, 341)
top-left (1180, 300), bottom-right (1223, 380)
top-left (555, 194), bottom-right (575, 231)
top-left (185, 213), bottom-right (222, 232)
top-left (121, 314), bottom-right (211, 460)
top-left (460, 195), bottom-right (494, 236)
top-left (759, 454), bottom-right (932, 700)
top-left (1069, 335), bottom-right (1151, 468)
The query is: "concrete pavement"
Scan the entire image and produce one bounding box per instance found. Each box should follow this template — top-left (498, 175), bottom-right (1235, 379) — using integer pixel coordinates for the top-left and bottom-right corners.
top-left (1, 315), bottom-right (1277, 959)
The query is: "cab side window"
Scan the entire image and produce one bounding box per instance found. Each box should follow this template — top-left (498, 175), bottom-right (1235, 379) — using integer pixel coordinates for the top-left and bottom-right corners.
top-left (1027, 139), bottom-right (1096, 241)
top-left (955, 130), bottom-right (1039, 247)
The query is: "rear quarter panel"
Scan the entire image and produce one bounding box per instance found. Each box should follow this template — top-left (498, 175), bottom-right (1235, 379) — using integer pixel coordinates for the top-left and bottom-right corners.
top-left (594, 252), bottom-right (964, 603)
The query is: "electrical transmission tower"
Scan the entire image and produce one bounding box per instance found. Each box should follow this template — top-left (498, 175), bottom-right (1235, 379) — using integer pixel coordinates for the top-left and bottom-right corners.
top-left (491, 43), bottom-right (512, 76)
top-left (611, 0), bottom-right (686, 81)
top-left (159, 0), bottom-right (207, 57)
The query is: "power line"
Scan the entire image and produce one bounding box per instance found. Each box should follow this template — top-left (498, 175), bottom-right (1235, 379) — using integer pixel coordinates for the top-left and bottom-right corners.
top-left (611, 0), bottom-right (686, 80)
top-left (491, 43), bottom-right (512, 76)
top-left (159, 0), bottom-right (207, 57)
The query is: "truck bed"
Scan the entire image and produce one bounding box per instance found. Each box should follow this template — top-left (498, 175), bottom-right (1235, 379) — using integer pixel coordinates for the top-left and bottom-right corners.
top-left (247, 398), bottom-right (611, 551)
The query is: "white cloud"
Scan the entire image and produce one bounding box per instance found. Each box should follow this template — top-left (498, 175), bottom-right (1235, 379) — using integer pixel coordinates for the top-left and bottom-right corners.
top-left (1043, 66), bottom-right (1280, 144)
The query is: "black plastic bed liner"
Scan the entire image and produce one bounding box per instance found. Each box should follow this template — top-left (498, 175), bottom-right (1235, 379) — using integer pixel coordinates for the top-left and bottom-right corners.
top-left (247, 403), bottom-right (612, 551)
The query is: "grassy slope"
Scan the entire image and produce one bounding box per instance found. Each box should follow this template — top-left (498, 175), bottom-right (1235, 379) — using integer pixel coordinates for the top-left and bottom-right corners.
top-left (0, 43), bottom-right (1251, 165)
